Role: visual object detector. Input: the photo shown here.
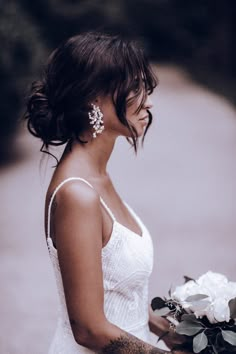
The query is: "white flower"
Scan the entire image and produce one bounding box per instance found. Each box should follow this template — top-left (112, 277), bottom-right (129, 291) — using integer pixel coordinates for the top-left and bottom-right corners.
top-left (213, 298), bottom-right (230, 322)
top-left (171, 271), bottom-right (236, 324)
top-left (172, 280), bottom-right (199, 302)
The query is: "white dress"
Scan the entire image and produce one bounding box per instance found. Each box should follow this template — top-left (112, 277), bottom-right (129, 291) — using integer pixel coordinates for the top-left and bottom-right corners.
top-left (46, 177), bottom-right (154, 353)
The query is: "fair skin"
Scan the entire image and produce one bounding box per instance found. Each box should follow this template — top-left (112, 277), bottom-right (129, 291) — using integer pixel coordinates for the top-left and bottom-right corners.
top-left (45, 90), bottom-right (191, 353)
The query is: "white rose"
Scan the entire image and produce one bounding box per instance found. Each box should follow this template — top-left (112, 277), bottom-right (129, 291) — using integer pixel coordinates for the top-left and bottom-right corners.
top-left (197, 271), bottom-right (228, 299)
top-left (198, 272), bottom-right (236, 323)
top-left (188, 299), bottom-right (212, 321)
top-left (197, 271), bottom-right (228, 288)
top-left (213, 298), bottom-right (230, 322)
top-left (172, 271), bottom-right (236, 324)
top-left (172, 280), bottom-right (200, 303)
top-left (194, 303), bottom-right (215, 323)
top-left (226, 281), bottom-right (236, 300)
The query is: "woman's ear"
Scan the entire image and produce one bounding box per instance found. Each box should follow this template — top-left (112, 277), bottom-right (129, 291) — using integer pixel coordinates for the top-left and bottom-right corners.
top-left (93, 95), bottom-right (104, 107)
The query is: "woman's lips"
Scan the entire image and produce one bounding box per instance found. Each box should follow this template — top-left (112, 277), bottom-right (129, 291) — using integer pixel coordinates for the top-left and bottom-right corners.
top-left (139, 115), bottom-right (148, 120)
top-left (139, 116), bottom-right (149, 124)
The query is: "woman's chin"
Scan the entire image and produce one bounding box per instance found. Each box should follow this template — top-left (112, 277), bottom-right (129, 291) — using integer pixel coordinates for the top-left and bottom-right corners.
top-left (124, 131), bottom-right (142, 139)
top-left (121, 123), bottom-right (147, 139)
top-left (137, 125), bottom-right (148, 137)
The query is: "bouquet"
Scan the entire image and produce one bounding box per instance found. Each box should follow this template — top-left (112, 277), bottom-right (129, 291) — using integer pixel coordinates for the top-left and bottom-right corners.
top-left (151, 271), bottom-right (236, 353)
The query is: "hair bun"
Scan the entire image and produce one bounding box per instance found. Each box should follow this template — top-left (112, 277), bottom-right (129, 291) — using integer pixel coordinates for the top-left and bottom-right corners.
top-left (25, 80), bottom-right (51, 142)
top-left (25, 80), bottom-right (69, 148)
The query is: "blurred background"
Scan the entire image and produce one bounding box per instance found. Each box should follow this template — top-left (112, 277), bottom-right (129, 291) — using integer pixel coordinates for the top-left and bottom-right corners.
top-left (1, 0), bottom-right (236, 353)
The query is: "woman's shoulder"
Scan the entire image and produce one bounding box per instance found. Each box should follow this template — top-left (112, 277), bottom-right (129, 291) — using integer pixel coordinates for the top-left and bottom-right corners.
top-left (46, 175), bottom-right (101, 211)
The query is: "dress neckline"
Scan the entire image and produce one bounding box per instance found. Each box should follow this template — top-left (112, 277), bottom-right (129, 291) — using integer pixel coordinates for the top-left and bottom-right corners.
top-left (47, 203), bottom-right (145, 254)
top-left (121, 201), bottom-right (143, 238)
top-left (113, 221), bottom-right (144, 238)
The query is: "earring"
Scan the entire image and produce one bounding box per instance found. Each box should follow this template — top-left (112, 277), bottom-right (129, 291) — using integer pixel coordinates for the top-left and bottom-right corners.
top-left (88, 103), bottom-right (104, 138)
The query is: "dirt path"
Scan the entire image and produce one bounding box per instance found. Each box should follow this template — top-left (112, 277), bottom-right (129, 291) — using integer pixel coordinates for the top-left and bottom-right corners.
top-left (1, 65), bottom-right (236, 353)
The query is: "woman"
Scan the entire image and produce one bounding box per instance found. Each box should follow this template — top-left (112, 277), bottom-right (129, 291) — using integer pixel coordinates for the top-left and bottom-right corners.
top-left (24, 32), bottom-right (190, 353)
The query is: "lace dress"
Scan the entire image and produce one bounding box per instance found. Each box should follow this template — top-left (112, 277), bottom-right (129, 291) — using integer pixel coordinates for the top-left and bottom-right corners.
top-left (46, 177), bottom-right (154, 353)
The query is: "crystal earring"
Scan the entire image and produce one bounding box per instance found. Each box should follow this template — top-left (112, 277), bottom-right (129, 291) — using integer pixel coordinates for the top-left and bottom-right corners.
top-left (88, 103), bottom-right (104, 138)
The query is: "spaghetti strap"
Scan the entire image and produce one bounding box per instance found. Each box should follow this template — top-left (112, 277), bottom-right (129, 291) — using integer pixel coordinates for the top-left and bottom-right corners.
top-left (47, 176), bottom-right (116, 240)
top-left (99, 197), bottom-right (116, 222)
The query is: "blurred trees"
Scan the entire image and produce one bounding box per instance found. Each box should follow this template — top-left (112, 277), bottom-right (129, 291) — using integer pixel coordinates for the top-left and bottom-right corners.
top-left (0, 0), bottom-right (235, 163)
top-left (0, 0), bottom-right (47, 163)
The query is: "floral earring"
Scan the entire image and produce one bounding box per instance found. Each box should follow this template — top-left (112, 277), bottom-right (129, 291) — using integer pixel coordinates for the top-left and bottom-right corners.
top-left (88, 103), bottom-right (104, 138)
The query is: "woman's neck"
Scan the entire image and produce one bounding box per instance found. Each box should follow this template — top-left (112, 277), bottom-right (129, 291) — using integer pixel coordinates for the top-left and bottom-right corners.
top-left (60, 133), bottom-right (117, 177)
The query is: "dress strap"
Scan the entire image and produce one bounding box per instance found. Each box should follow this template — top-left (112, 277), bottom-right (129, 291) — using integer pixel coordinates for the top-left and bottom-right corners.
top-left (99, 197), bottom-right (116, 222)
top-left (47, 176), bottom-right (116, 239)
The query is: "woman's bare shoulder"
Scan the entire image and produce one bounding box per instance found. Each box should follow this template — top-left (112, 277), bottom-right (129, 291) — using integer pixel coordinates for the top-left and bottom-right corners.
top-left (56, 179), bottom-right (99, 205)
top-left (47, 176), bottom-right (100, 209)
top-left (45, 176), bottom-right (103, 243)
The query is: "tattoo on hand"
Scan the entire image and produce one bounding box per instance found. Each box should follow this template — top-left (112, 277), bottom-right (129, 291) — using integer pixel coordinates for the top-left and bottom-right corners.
top-left (99, 333), bottom-right (172, 354)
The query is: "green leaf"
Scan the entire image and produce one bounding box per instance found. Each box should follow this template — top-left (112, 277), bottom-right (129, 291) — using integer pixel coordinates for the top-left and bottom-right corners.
top-left (229, 297), bottom-right (236, 319)
top-left (185, 294), bottom-right (209, 302)
top-left (193, 331), bottom-right (208, 353)
top-left (151, 297), bottom-right (166, 311)
top-left (215, 332), bottom-right (224, 350)
top-left (183, 275), bottom-right (196, 283)
top-left (176, 320), bottom-right (204, 336)
top-left (154, 307), bottom-right (170, 316)
top-left (181, 314), bottom-right (199, 323)
top-left (222, 330), bottom-right (236, 346)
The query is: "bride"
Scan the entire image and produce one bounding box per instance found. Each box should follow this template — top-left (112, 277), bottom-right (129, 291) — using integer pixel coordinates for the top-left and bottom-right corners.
top-left (24, 31), bottom-right (191, 354)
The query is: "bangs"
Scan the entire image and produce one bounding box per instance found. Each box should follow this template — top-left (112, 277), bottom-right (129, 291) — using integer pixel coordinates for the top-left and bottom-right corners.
top-left (107, 37), bottom-right (158, 152)
top-left (118, 39), bottom-right (157, 111)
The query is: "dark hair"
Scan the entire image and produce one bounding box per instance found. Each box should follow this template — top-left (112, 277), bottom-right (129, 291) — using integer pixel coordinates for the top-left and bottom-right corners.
top-left (24, 31), bottom-right (158, 162)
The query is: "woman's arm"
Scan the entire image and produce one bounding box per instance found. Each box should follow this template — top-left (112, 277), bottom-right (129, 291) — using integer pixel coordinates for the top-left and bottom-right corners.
top-left (52, 181), bottom-right (185, 353)
top-left (97, 329), bottom-right (170, 353)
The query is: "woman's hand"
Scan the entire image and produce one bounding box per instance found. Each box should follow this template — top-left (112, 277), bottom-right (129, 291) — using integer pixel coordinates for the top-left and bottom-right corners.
top-left (154, 316), bottom-right (186, 349)
top-left (148, 307), bottom-right (190, 351)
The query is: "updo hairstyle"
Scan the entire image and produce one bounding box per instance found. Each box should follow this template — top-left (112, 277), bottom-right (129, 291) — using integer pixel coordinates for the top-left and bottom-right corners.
top-left (24, 31), bottom-right (157, 159)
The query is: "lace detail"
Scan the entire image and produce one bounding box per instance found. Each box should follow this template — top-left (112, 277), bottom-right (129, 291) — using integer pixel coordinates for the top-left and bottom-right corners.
top-left (46, 177), bottom-right (154, 353)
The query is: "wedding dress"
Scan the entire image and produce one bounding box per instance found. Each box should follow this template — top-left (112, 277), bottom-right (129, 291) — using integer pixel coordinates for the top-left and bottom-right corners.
top-left (46, 177), bottom-right (154, 353)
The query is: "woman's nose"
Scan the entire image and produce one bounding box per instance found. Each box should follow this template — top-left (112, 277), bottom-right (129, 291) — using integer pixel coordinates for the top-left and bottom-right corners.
top-left (144, 95), bottom-right (153, 110)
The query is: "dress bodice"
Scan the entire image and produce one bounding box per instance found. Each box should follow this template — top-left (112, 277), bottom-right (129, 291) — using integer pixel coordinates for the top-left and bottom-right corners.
top-left (46, 177), bottom-right (154, 353)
